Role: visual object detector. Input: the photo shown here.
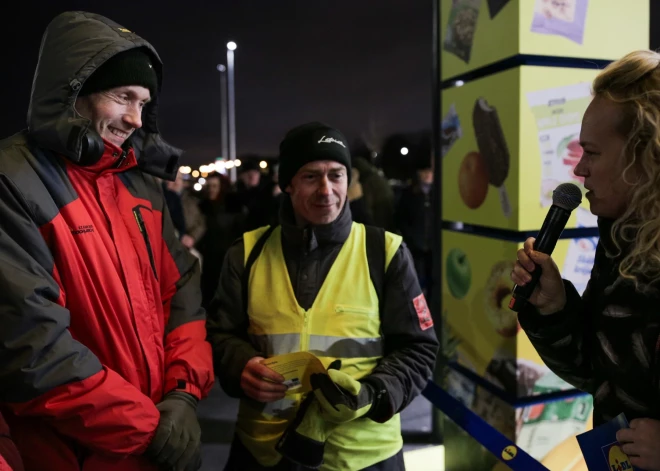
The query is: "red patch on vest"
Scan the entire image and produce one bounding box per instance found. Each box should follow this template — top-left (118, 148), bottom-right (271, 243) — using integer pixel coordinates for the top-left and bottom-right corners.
top-left (413, 294), bottom-right (433, 330)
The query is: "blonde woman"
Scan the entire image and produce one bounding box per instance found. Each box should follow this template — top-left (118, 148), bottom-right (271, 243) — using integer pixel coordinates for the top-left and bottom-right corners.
top-left (511, 50), bottom-right (660, 471)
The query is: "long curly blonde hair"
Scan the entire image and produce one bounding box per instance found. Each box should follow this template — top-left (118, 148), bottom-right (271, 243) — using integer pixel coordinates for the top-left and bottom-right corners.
top-left (592, 50), bottom-right (660, 286)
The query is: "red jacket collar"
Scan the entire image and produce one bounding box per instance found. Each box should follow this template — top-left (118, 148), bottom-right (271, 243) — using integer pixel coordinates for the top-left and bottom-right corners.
top-left (77, 139), bottom-right (139, 174)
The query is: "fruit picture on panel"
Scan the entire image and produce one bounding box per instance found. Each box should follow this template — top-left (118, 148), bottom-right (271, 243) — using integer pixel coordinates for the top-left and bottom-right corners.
top-left (458, 150), bottom-right (489, 210)
top-left (458, 97), bottom-right (512, 216)
top-left (446, 248), bottom-right (472, 299)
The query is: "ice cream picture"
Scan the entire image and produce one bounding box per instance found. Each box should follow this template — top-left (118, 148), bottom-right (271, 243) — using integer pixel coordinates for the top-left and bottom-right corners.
top-left (473, 98), bottom-right (512, 218)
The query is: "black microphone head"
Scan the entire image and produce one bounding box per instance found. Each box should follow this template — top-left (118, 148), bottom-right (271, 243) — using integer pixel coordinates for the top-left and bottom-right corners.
top-left (552, 183), bottom-right (582, 211)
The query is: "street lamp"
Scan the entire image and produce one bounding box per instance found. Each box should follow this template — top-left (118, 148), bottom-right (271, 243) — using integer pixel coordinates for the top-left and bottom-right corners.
top-left (227, 41), bottom-right (237, 182)
top-left (216, 64), bottom-right (228, 171)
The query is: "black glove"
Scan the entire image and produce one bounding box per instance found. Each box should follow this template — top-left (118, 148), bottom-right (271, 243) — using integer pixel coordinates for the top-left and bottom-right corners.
top-left (276, 393), bottom-right (338, 469)
top-left (310, 361), bottom-right (375, 424)
top-left (145, 392), bottom-right (202, 471)
top-left (276, 360), bottom-right (378, 469)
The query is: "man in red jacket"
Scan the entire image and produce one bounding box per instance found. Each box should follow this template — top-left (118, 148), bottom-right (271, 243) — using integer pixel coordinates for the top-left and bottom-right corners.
top-left (0, 413), bottom-right (22, 471)
top-left (0, 11), bottom-right (214, 471)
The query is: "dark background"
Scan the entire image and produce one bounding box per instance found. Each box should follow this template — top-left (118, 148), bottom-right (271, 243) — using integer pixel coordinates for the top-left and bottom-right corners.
top-left (1, 2), bottom-right (657, 167)
top-left (0, 1), bottom-right (432, 167)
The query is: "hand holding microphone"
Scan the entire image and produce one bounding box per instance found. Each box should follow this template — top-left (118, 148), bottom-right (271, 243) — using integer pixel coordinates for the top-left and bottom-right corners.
top-left (509, 183), bottom-right (583, 314)
top-left (511, 237), bottom-right (567, 314)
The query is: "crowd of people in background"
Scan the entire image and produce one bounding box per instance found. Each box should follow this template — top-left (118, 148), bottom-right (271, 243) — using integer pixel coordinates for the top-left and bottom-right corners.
top-left (163, 135), bottom-right (436, 310)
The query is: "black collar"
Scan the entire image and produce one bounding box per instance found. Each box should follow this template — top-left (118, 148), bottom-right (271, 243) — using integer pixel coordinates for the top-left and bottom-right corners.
top-left (279, 194), bottom-right (353, 252)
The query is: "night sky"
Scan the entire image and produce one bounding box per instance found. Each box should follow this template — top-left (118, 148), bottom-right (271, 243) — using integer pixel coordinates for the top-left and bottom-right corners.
top-left (0, 1), bottom-right (432, 167)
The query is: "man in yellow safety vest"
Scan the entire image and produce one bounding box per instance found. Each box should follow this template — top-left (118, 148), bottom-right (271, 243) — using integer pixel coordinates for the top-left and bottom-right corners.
top-left (207, 122), bottom-right (439, 471)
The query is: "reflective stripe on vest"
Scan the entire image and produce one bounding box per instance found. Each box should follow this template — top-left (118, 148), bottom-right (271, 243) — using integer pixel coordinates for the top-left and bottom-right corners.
top-left (248, 333), bottom-right (384, 358)
top-left (236, 223), bottom-right (404, 470)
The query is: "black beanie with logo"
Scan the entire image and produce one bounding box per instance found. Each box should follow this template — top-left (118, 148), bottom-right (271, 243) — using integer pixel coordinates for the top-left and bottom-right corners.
top-left (278, 122), bottom-right (352, 191)
top-left (79, 48), bottom-right (158, 98)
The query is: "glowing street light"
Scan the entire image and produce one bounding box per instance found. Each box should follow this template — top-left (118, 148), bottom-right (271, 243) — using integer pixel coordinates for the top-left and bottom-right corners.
top-left (400, 147), bottom-right (409, 156)
top-left (227, 41), bottom-right (238, 182)
top-left (259, 160), bottom-right (268, 169)
top-left (217, 64), bottom-right (228, 174)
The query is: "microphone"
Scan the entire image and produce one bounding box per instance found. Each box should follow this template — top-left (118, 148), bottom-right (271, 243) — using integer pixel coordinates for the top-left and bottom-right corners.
top-left (508, 182), bottom-right (583, 312)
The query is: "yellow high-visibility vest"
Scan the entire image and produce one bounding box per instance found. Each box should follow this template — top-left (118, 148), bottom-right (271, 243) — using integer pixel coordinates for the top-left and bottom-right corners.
top-left (236, 222), bottom-right (403, 470)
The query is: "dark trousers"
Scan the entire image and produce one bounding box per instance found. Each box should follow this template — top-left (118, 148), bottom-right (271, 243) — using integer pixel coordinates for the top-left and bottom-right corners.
top-left (224, 436), bottom-right (405, 471)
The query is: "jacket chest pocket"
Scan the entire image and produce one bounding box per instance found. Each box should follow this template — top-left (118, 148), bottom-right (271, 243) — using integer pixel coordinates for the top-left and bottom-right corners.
top-left (331, 304), bottom-right (380, 339)
top-left (335, 305), bottom-right (378, 316)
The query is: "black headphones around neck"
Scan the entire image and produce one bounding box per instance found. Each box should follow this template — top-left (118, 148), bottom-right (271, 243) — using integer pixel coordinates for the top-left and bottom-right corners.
top-left (68, 124), bottom-right (105, 166)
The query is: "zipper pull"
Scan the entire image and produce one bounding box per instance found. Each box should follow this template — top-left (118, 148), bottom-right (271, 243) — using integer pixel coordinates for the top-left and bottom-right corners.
top-left (114, 150), bottom-right (127, 168)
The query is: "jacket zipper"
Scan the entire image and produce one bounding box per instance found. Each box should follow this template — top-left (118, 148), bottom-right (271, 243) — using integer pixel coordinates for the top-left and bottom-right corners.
top-left (131, 207), bottom-right (155, 397)
top-left (133, 208), bottom-right (158, 280)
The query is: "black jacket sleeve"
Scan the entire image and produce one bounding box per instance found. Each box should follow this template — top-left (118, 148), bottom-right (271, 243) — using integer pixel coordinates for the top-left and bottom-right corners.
top-left (518, 278), bottom-right (595, 393)
top-left (362, 243), bottom-right (439, 422)
top-left (205, 239), bottom-right (260, 398)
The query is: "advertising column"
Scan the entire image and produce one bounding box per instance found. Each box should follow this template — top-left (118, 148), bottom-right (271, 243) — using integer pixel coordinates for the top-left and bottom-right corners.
top-left (438, 1), bottom-right (649, 469)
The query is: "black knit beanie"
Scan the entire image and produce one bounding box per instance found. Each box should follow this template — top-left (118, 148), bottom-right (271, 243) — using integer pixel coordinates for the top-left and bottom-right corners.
top-left (79, 48), bottom-right (158, 98)
top-left (278, 122), bottom-right (352, 191)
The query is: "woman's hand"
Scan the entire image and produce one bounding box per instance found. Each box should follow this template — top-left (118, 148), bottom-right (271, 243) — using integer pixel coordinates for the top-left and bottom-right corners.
top-left (510, 237), bottom-right (566, 314)
top-left (617, 418), bottom-right (660, 470)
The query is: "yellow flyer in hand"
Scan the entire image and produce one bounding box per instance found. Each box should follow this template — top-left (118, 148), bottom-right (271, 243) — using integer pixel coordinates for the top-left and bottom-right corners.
top-left (261, 351), bottom-right (327, 394)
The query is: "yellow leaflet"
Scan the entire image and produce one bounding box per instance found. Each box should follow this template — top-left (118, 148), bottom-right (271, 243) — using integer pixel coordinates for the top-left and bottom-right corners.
top-left (261, 352), bottom-right (327, 395)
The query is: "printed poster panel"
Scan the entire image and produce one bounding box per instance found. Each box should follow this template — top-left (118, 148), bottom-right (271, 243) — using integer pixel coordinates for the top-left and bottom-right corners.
top-left (442, 229), bottom-right (597, 468)
top-left (441, 0), bottom-right (649, 81)
top-left (442, 66), bottom-right (599, 231)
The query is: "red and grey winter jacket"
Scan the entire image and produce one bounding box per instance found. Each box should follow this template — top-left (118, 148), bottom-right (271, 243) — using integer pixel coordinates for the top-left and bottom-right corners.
top-left (0, 11), bottom-right (214, 471)
top-left (0, 413), bottom-right (22, 471)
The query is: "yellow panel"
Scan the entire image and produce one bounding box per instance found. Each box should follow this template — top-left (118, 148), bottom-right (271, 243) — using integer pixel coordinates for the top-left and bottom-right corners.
top-left (442, 65), bottom-right (601, 231)
top-left (442, 230), bottom-right (517, 374)
top-left (441, 0), bottom-right (519, 80)
top-left (518, 66), bottom-right (600, 231)
top-left (519, 0), bottom-right (649, 60)
top-left (441, 0), bottom-right (649, 81)
top-left (441, 68), bottom-right (520, 230)
top-left (441, 229), bottom-right (597, 378)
